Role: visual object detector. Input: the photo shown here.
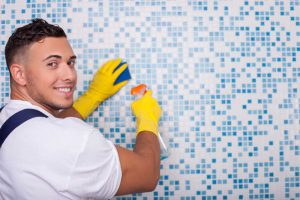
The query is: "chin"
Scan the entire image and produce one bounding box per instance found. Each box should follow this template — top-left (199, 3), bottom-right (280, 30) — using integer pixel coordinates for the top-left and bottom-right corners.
top-left (62, 102), bottom-right (74, 109)
top-left (55, 101), bottom-right (73, 110)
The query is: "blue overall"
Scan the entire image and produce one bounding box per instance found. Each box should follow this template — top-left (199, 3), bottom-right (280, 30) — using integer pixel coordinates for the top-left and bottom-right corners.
top-left (0, 107), bottom-right (48, 148)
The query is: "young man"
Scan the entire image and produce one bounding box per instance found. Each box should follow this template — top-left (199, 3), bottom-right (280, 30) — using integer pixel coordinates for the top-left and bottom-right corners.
top-left (0, 19), bottom-right (161, 199)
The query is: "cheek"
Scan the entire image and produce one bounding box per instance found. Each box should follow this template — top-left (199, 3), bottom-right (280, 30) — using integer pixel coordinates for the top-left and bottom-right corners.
top-left (24, 70), bottom-right (34, 86)
top-left (73, 69), bottom-right (78, 82)
top-left (28, 72), bottom-right (56, 87)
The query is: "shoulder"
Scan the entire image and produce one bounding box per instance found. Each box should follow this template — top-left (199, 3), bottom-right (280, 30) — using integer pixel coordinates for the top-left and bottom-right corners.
top-left (49, 117), bottom-right (94, 133)
top-left (24, 116), bottom-right (96, 143)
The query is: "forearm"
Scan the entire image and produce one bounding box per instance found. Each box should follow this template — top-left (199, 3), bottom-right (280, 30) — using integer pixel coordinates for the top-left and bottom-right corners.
top-left (116, 132), bottom-right (160, 195)
top-left (134, 131), bottom-right (161, 183)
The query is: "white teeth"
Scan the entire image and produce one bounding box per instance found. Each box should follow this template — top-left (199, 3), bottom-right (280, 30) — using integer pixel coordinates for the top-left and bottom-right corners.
top-left (58, 88), bottom-right (71, 92)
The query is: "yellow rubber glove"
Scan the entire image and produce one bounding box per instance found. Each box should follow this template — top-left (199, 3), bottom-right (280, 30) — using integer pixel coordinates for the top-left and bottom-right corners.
top-left (131, 90), bottom-right (162, 136)
top-left (73, 58), bottom-right (129, 119)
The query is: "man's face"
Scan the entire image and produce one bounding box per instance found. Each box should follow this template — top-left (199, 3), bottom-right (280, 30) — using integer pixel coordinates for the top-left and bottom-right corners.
top-left (23, 37), bottom-right (77, 113)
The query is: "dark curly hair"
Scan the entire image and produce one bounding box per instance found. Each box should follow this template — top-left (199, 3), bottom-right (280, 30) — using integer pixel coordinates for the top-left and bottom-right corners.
top-left (5, 18), bottom-right (67, 69)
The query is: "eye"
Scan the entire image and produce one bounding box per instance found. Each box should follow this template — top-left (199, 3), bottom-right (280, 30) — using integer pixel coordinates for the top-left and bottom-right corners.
top-left (47, 62), bottom-right (58, 68)
top-left (67, 60), bottom-right (76, 67)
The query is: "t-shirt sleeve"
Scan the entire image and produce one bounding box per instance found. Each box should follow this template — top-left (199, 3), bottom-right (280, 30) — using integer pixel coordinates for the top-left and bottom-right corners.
top-left (63, 128), bottom-right (122, 199)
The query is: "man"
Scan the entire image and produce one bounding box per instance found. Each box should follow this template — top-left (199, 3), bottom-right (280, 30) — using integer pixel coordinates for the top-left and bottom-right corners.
top-left (0, 19), bottom-right (161, 199)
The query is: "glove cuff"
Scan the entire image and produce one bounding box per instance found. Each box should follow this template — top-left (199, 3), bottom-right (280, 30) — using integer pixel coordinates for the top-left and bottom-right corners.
top-left (73, 92), bottom-right (102, 119)
top-left (136, 118), bottom-right (159, 137)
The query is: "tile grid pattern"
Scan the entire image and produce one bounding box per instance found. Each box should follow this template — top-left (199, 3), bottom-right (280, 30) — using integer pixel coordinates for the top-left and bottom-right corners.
top-left (1, 0), bottom-right (300, 199)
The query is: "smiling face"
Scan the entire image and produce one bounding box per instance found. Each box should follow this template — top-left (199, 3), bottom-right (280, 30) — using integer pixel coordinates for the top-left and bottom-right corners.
top-left (11, 37), bottom-right (77, 114)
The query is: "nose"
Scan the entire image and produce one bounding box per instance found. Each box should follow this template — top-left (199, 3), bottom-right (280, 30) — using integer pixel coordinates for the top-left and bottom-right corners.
top-left (60, 63), bottom-right (77, 82)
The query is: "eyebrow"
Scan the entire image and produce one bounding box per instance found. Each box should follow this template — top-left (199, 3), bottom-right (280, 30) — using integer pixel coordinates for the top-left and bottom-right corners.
top-left (43, 55), bottom-right (77, 61)
top-left (43, 55), bottom-right (61, 61)
top-left (69, 55), bottom-right (77, 60)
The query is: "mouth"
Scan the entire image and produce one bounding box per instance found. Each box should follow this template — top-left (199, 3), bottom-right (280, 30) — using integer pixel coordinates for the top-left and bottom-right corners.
top-left (55, 86), bottom-right (74, 97)
top-left (57, 87), bottom-right (71, 92)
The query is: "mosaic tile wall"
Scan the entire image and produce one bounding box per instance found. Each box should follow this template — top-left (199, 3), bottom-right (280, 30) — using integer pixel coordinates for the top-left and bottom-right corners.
top-left (1, 0), bottom-right (300, 199)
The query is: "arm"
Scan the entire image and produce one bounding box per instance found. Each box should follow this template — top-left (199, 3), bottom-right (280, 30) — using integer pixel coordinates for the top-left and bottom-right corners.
top-left (57, 58), bottom-right (129, 119)
top-left (116, 90), bottom-right (162, 195)
top-left (60, 91), bottom-right (162, 195)
top-left (116, 131), bottom-right (160, 195)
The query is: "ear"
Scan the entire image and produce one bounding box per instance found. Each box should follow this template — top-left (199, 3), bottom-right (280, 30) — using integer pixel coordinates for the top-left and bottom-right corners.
top-left (10, 64), bottom-right (27, 86)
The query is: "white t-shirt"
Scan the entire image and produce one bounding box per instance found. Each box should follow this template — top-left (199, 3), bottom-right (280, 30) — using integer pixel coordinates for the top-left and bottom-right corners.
top-left (0, 100), bottom-right (122, 200)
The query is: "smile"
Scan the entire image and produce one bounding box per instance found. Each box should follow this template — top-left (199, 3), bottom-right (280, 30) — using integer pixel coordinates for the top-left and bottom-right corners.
top-left (58, 88), bottom-right (71, 92)
top-left (55, 86), bottom-right (74, 98)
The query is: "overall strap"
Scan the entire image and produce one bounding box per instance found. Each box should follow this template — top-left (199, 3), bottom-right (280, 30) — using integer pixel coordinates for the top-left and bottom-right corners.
top-left (0, 109), bottom-right (48, 148)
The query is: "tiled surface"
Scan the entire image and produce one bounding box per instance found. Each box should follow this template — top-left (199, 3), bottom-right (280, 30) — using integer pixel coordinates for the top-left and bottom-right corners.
top-left (1, 0), bottom-right (300, 199)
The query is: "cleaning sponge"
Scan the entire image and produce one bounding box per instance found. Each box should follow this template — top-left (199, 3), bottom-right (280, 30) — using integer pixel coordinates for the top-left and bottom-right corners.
top-left (113, 62), bottom-right (131, 85)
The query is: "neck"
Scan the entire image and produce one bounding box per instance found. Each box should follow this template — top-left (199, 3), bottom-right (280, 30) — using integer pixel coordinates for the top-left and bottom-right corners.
top-left (10, 84), bottom-right (58, 116)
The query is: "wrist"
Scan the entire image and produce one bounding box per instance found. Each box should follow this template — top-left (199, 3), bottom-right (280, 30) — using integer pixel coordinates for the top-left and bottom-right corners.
top-left (73, 91), bottom-right (103, 119)
top-left (136, 118), bottom-right (159, 137)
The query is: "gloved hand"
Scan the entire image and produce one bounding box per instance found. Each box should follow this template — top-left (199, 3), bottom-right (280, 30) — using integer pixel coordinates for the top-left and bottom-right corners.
top-left (131, 90), bottom-right (161, 136)
top-left (73, 58), bottom-right (129, 119)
